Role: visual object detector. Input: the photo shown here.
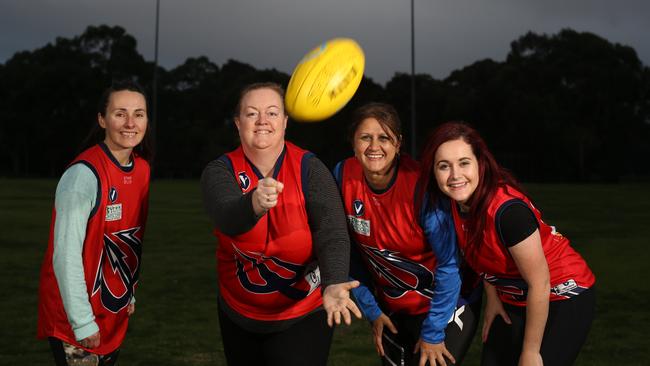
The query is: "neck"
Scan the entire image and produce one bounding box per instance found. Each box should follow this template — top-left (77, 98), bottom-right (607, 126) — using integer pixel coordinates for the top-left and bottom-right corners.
top-left (104, 141), bottom-right (132, 166)
top-left (364, 162), bottom-right (397, 191)
top-left (242, 143), bottom-right (284, 177)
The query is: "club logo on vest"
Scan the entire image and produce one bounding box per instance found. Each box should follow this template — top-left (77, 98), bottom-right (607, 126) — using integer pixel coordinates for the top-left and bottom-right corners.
top-left (353, 199), bottom-right (364, 216)
top-left (92, 227), bottom-right (142, 313)
top-left (109, 187), bottom-right (118, 202)
top-left (360, 244), bottom-right (434, 299)
top-left (237, 172), bottom-right (251, 191)
top-left (232, 244), bottom-right (320, 300)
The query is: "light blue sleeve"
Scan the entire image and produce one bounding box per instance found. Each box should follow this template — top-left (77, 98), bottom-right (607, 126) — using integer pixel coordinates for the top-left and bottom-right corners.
top-left (53, 163), bottom-right (100, 341)
top-left (351, 282), bottom-right (383, 322)
top-left (419, 197), bottom-right (461, 344)
top-left (348, 218), bottom-right (383, 322)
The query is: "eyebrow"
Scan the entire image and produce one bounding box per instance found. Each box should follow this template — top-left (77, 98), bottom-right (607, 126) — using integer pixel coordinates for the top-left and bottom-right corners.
top-left (112, 107), bottom-right (146, 112)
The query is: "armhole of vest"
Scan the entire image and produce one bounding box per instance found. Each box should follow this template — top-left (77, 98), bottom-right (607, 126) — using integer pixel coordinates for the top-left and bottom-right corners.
top-left (332, 160), bottom-right (345, 190)
top-left (73, 161), bottom-right (102, 219)
top-left (218, 154), bottom-right (235, 176)
top-left (301, 152), bottom-right (315, 203)
top-left (495, 198), bottom-right (532, 248)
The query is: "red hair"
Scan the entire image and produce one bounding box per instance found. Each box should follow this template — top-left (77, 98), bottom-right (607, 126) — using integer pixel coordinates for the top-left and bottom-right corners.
top-left (419, 121), bottom-right (525, 255)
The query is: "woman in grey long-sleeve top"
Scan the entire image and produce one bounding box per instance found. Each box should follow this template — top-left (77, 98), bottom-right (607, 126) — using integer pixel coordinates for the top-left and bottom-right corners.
top-left (200, 82), bottom-right (361, 366)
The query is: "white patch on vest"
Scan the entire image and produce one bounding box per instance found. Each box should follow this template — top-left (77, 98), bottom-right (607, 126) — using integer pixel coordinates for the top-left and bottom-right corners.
top-left (552, 279), bottom-right (577, 295)
top-left (305, 266), bottom-right (321, 295)
top-left (105, 203), bottom-right (122, 221)
top-left (347, 215), bottom-right (370, 236)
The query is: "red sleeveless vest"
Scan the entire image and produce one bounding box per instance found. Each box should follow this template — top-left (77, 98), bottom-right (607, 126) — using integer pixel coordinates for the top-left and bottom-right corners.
top-left (451, 185), bottom-right (595, 306)
top-left (38, 144), bottom-right (150, 354)
top-left (339, 155), bottom-right (437, 315)
top-left (214, 142), bottom-right (322, 321)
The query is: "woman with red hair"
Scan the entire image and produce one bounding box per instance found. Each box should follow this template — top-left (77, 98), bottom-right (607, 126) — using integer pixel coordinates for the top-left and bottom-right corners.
top-left (419, 121), bottom-right (595, 366)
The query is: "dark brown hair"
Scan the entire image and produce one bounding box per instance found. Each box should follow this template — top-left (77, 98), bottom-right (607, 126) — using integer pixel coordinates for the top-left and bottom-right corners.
top-left (348, 102), bottom-right (402, 149)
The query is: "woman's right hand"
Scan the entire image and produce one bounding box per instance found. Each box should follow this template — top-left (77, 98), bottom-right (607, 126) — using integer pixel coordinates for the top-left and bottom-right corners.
top-left (372, 313), bottom-right (398, 356)
top-left (80, 331), bottom-right (100, 349)
top-left (252, 177), bottom-right (284, 216)
top-left (482, 282), bottom-right (512, 342)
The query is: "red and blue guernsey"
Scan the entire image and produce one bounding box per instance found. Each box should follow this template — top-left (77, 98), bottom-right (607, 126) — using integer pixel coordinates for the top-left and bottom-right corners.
top-left (38, 143), bottom-right (150, 355)
top-left (334, 155), bottom-right (460, 344)
top-left (214, 142), bottom-right (322, 321)
top-left (451, 184), bottom-right (596, 306)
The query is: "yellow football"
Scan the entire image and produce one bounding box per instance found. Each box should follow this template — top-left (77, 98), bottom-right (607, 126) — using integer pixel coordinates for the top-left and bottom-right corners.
top-left (285, 38), bottom-right (365, 122)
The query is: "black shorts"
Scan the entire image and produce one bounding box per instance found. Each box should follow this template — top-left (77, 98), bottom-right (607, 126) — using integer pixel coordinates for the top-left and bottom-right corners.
top-left (218, 305), bottom-right (334, 366)
top-left (382, 299), bottom-right (481, 366)
top-left (481, 287), bottom-right (596, 366)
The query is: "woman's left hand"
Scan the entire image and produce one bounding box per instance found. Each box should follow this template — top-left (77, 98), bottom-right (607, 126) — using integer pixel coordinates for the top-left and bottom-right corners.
top-left (127, 303), bottom-right (135, 316)
top-left (414, 338), bottom-right (455, 366)
top-left (322, 280), bottom-right (362, 327)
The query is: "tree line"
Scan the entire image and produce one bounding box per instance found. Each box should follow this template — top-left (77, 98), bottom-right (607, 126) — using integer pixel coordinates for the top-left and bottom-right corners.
top-left (1, 25), bottom-right (648, 182)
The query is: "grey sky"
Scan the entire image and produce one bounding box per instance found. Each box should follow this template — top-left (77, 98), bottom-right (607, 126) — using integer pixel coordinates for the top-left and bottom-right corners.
top-left (2, 0), bottom-right (649, 84)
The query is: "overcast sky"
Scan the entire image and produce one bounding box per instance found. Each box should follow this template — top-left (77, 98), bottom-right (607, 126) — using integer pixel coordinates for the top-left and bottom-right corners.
top-left (2, 0), bottom-right (649, 84)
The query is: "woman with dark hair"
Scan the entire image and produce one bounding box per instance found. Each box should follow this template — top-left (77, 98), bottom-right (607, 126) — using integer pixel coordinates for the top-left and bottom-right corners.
top-left (37, 80), bottom-right (152, 365)
top-left (333, 103), bottom-right (481, 366)
top-left (201, 82), bottom-right (361, 366)
top-left (419, 121), bottom-right (596, 366)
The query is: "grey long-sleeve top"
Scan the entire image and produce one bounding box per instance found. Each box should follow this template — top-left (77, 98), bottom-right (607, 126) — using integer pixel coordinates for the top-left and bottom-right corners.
top-left (200, 152), bottom-right (351, 331)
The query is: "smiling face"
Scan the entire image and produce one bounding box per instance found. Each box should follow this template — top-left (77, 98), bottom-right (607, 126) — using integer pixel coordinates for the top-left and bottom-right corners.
top-left (98, 90), bottom-right (148, 157)
top-left (235, 87), bottom-right (287, 152)
top-left (433, 138), bottom-right (480, 208)
top-left (353, 117), bottom-right (400, 178)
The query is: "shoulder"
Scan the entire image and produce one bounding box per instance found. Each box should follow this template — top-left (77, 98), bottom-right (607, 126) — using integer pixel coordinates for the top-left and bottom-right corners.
top-left (58, 163), bottom-right (99, 194)
top-left (331, 157), bottom-right (357, 186)
top-left (202, 156), bottom-right (233, 176)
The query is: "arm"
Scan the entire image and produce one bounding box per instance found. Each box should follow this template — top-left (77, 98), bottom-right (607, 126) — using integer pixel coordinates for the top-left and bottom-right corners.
top-left (306, 156), bottom-right (361, 325)
top-left (419, 198), bottom-right (461, 344)
top-left (52, 164), bottom-right (100, 343)
top-left (200, 158), bottom-right (260, 235)
top-left (348, 243), bottom-right (383, 322)
top-left (416, 198), bottom-right (461, 365)
top-left (481, 281), bottom-right (511, 342)
top-left (509, 229), bottom-right (549, 366)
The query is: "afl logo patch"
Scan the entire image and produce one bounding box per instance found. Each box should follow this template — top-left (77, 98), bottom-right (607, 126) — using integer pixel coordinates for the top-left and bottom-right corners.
top-left (109, 187), bottom-right (118, 203)
top-left (237, 172), bottom-right (251, 191)
top-left (353, 199), bottom-right (364, 216)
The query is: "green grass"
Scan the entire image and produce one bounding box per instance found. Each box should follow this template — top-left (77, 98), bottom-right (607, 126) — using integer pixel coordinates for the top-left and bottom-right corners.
top-left (1, 180), bottom-right (649, 365)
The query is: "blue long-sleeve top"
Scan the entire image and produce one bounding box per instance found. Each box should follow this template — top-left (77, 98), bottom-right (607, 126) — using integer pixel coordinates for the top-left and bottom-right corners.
top-left (349, 196), bottom-right (460, 344)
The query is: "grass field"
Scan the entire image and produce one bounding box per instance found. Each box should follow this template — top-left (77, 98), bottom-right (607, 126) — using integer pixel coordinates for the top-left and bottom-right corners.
top-left (1, 179), bottom-right (649, 365)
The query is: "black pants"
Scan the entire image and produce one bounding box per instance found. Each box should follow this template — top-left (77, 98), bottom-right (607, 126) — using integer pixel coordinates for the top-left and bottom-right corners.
top-left (48, 337), bottom-right (119, 366)
top-left (481, 287), bottom-right (596, 366)
top-left (382, 299), bottom-right (481, 366)
top-left (218, 306), bottom-right (334, 366)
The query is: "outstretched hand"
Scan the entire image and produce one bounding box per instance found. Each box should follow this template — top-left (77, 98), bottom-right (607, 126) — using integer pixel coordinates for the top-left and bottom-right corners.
top-left (372, 313), bottom-right (398, 356)
top-left (414, 339), bottom-right (455, 366)
top-left (482, 285), bottom-right (512, 343)
top-left (322, 280), bottom-right (362, 327)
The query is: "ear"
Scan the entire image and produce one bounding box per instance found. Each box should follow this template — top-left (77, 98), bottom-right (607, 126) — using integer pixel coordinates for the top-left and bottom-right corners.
top-left (282, 115), bottom-right (288, 130)
top-left (234, 117), bottom-right (241, 131)
top-left (98, 113), bottom-right (106, 128)
top-left (396, 134), bottom-right (403, 150)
